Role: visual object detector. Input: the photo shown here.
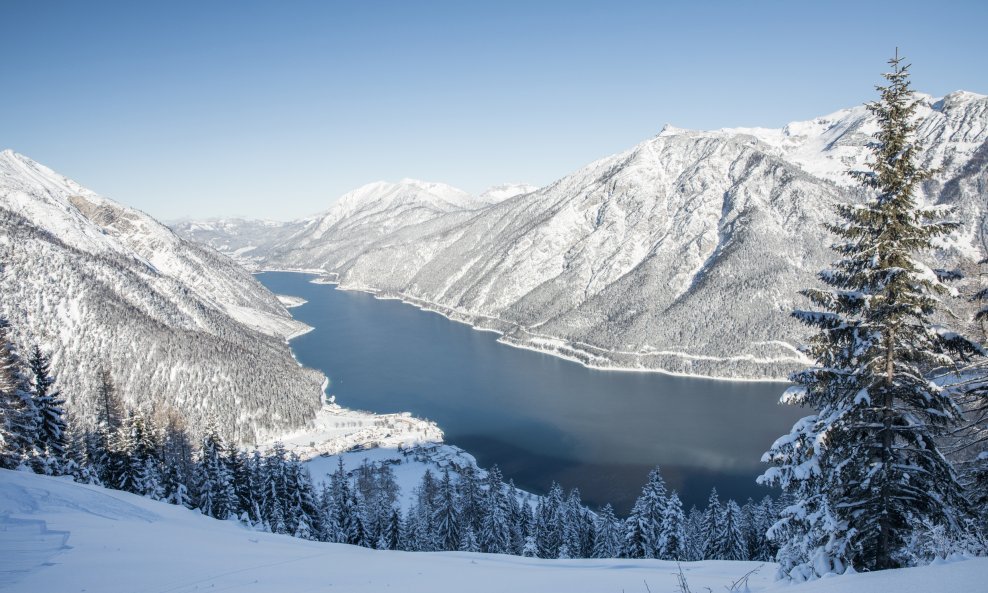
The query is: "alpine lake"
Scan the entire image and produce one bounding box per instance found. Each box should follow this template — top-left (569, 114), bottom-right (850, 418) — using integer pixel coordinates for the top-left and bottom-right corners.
top-left (258, 272), bottom-right (805, 513)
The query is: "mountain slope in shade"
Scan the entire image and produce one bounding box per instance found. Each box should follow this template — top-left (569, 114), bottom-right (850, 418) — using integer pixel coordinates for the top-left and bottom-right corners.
top-left (0, 150), bottom-right (323, 442)
top-left (175, 91), bottom-right (988, 379)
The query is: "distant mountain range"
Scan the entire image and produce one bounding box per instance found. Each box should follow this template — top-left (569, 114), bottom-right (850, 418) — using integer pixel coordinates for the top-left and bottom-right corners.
top-left (174, 91), bottom-right (988, 379)
top-left (0, 150), bottom-right (324, 443)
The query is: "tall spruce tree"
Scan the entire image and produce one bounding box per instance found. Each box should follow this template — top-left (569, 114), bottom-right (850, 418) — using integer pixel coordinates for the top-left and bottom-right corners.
top-left (760, 51), bottom-right (975, 577)
top-left (159, 409), bottom-right (195, 508)
top-left (701, 488), bottom-right (724, 560)
top-left (720, 500), bottom-right (750, 561)
top-left (685, 506), bottom-right (706, 561)
top-left (534, 482), bottom-right (564, 558)
top-left (0, 319), bottom-right (36, 468)
top-left (591, 504), bottom-right (622, 559)
top-left (385, 508), bottom-right (402, 551)
top-left (95, 368), bottom-right (124, 431)
top-left (506, 481), bottom-right (527, 555)
top-left (194, 425), bottom-right (236, 519)
top-left (623, 467), bottom-right (668, 558)
top-left (658, 492), bottom-right (689, 560)
top-left (118, 412), bottom-right (162, 498)
top-left (433, 468), bottom-right (460, 551)
top-left (479, 466), bottom-right (511, 554)
top-left (28, 345), bottom-right (67, 469)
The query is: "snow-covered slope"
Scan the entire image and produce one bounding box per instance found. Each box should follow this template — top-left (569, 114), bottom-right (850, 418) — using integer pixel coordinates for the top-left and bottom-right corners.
top-left (175, 179), bottom-right (498, 271)
top-left (0, 150), bottom-right (323, 442)
top-left (175, 91), bottom-right (988, 379)
top-left (478, 182), bottom-right (539, 204)
top-left (2, 469), bottom-right (985, 593)
top-left (169, 217), bottom-right (306, 269)
top-left (258, 179), bottom-right (490, 272)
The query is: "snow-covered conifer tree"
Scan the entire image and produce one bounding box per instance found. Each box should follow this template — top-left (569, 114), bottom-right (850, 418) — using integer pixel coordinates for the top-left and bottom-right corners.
top-left (721, 500), bottom-right (750, 561)
top-left (457, 466), bottom-right (484, 536)
top-left (506, 481), bottom-right (527, 555)
top-left (947, 260), bottom-right (988, 535)
top-left (458, 526), bottom-right (480, 552)
top-left (62, 422), bottom-right (99, 485)
top-left (685, 506), bottom-right (705, 561)
top-left (317, 481), bottom-right (341, 543)
top-left (479, 466), bottom-right (511, 554)
top-left (522, 534), bottom-right (538, 557)
top-left (159, 410), bottom-right (194, 508)
top-left (623, 497), bottom-right (650, 559)
top-left (561, 489), bottom-right (589, 558)
top-left (749, 496), bottom-right (778, 562)
top-left (535, 482), bottom-right (564, 558)
top-left (95, 368), bottom-right (124, 433)
top-left (760, 51), bottom-right (976, 576)
top-left (385, 508), bottom-right (402, 550)
top-left (433, 468), bottom-right (460, 550)
top-left (624, 467), bottom-right (668, 558)
top-left (592, 503), bottom-right (622, 558)
top-left (701, 488), bottom-right (724, 559)
top-left (117, 412), bottom-right (162, 498)
top-left (27, 345), bottom-right (66, 471)
top-left (285, 453), bottom-right (322, 539)
top-left (0, 319), bottom-right (37, 468)
top-left (194, 425), bottom-right (236, 519)
top-left (401, 506), bottom-right (424, 552)
top-left (659, 492), bottom-right (689, 560)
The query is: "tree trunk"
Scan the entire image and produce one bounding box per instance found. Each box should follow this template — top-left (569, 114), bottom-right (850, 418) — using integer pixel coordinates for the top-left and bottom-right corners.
top-left (877, 328), bottom-right (896, 570)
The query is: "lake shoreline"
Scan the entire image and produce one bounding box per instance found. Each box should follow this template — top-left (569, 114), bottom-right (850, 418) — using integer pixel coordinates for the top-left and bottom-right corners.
top-left (256, 270), bottom-right (803, 512)
top-left (259, 269), bottom-right (799, 384)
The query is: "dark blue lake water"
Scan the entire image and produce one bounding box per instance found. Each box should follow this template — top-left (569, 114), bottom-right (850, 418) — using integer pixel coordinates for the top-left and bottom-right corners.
top-left (258, 271), bottom-right (805, 513)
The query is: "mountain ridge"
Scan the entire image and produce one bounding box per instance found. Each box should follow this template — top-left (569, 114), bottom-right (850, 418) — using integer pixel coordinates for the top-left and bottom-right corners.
top-left (172, 90), bottom-right (988, 379)
top-left (0, 150), bottom-right (324, 442)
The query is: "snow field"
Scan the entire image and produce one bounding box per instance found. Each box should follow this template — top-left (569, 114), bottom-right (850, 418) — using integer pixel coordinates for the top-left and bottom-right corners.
top-left (1, 470), bottom-right (985, 593)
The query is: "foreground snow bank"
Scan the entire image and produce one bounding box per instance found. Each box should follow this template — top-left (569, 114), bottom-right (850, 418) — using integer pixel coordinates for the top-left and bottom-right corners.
top-left (1, 470), bottom-right (984, 593)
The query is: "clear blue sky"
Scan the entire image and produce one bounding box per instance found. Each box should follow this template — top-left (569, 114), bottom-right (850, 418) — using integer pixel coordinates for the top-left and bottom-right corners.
top-left (2, 0), bottom-right (985, 221)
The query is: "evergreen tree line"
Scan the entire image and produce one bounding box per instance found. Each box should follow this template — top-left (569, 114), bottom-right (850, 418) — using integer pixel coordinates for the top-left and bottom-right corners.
top-left (0, 317), bottom-right (780, 559)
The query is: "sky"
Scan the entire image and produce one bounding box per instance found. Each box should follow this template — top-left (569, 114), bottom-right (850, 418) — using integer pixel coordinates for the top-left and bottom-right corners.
top-left (2, 1), bottom-right (986, 221)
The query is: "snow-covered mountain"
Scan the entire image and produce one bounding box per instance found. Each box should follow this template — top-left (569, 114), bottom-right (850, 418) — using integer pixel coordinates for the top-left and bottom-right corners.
top-left (478, 183), bottom-right (539, 204)
top-left (173, 179), bottom-right (503, 271)
top-left (0, 150), bottom-right (324, 442)
top-left (174, 91), bottom-right (988, 379)
top-left (169, 217), bottom-right (305, 269)
top-left (258, 179), bottom-right (492, 272)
